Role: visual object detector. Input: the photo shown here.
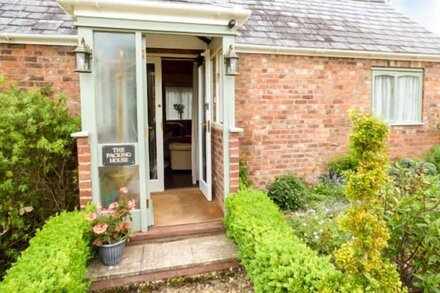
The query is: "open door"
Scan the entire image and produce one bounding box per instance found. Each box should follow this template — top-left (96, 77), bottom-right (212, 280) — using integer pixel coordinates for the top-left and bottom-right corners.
top-left (198, 50), bottom-right (212, 201)
top-left (147, 57), bottom-right (164, 192)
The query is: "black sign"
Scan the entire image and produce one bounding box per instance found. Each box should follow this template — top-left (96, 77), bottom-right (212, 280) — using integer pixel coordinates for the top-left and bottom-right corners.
top-left (102, 145), bottom-right (135, 166)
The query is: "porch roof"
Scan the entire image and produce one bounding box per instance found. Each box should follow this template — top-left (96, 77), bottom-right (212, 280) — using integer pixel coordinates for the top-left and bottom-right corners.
top-left (1, 0), bottom-right (440, 55)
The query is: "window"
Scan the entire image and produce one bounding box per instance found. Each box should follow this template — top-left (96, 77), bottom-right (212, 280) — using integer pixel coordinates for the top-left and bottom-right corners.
top-left (165, 86), bottom-right (193, 120)
top-left (372, 68), bottom-right (423, 125)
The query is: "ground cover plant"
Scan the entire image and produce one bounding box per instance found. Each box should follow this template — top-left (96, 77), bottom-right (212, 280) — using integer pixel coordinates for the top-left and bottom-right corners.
top-left (0, 79), bottom-right (80, 276)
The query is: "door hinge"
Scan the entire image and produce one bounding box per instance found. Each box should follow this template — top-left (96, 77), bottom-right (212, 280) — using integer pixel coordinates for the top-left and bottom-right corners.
top-left (207, 120), bottom-right (211, 133)
top-left (146, 199), bottom-right (149, 209)
top-left (142, 50), bottom-right (146, 60)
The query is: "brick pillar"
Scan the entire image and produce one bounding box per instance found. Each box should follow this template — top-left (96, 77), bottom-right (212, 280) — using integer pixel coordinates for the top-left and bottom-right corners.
top-left (74, 134), bottom-right (92, 208)
top-left (229, 132), bottom-right (241, 193)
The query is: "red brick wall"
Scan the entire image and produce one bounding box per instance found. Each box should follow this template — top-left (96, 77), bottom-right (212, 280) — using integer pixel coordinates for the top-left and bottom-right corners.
top-left (236, 54), bottom-right (440, 188)
top-left (212, 127), bottom-right (224, 207)
top-left (77, 137), bottom-right (92, 208)
top-left (229, 132), bottom-right (240, 193)
top-left (0, 44), bottom-right (80, 115)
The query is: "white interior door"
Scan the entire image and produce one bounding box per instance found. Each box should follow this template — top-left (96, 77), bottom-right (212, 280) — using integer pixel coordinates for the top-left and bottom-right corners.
top-left (198, 50), bottom-right (212, 201)
top-left (147, 57), bottom-right (164, 192)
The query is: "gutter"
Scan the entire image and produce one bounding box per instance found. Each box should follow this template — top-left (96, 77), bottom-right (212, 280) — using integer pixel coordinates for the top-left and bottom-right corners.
top-left (0, 33), bottom-right (77, 46)
top-left (235, 43), bottom-right (440, 63)
top-left (58, 0), bottom-right (251, 28)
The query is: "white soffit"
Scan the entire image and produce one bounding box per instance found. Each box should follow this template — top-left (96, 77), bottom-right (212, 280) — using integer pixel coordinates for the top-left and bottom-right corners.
top-left (58, 0), bottom-right (251, 28)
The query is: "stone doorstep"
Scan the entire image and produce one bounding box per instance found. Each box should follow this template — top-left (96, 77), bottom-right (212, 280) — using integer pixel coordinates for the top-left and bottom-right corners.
top-left (87, 233), bottom-right (238, 290)
top-left (89, 260), bottom-right (240, 291)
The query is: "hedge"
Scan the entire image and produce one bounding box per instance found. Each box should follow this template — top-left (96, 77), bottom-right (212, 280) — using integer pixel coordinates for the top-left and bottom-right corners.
top-left (225, 189), bottom-right (343, 292)
top-left (0, 210), bottom-right (93, 292)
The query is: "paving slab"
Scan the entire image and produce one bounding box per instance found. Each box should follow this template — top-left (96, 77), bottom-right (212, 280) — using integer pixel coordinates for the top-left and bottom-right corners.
top-left (87, 233), bottom-right (237, 282)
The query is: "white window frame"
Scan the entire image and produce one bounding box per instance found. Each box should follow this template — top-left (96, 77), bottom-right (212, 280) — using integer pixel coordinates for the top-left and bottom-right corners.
top-left (372, 67), bottom-right (424, 126)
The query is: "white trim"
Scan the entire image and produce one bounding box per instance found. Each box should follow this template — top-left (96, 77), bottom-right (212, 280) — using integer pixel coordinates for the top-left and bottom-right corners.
top-left (229, 127), bottom-right (243, 133)
top-left (58, 0), bottom-right (251, 28)
top-left (235, 43), bottom-right (440, 62)
top-left (71, 131), bottom-right (90, 138)
top-left (0, 33), bottom-right (77, 46)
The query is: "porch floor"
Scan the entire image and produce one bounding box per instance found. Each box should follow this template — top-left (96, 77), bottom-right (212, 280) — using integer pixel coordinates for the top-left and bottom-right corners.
top-left (151, 188), bottom-right (223, 227)
top-left (88, 233), bottom-right (238, 290)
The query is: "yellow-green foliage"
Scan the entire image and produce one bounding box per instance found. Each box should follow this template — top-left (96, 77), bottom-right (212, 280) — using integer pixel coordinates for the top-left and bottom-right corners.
top-left (333, 110), bottom-right (404, 292)
top-left (0, 209), bottom-right (93, 292)
top-left (225, 189), bottom-right (343, 292)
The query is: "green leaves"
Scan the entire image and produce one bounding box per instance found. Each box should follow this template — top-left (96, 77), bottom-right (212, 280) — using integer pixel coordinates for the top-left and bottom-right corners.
top-left (333, 110), bottom-right (404, 292)
top-left (267, 173), bottom-right (308, 210)
top-left (386, 161), bottom-right (440, 291)
top-left (0, 210), bottom-right (93, 292)
top-left (0, 81), bottom-right (80, 276)
top-left (225, 189), bottom-right (342, 292)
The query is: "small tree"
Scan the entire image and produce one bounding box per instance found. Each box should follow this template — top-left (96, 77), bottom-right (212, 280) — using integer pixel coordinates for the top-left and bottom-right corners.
top-left (333, 110), bottom-right (404, 292)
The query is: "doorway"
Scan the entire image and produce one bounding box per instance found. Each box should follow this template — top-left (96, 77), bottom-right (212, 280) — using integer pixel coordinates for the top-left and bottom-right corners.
top-left (146, 48), bottom-right (222, 227)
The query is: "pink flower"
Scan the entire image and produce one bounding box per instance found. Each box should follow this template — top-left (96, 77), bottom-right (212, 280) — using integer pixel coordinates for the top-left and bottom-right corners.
top-left (85, 212), bottom-right (97, 221)
top-left (128, 199), bottom-right (136, 210)
top-left (93, 223), bottom-right (108, 235)
top-left (108, 202), bottom-right (119, 211)
top-left (93, 239), bottom-right (103, 247)
top-left (119, 187), bottom-right (128, 195)
top-left (99, 208), bottom-right (112, 215)
top-left (115, 223), bottom-right (123, 233)
top-left (123, 222), bottom-right (131, 229)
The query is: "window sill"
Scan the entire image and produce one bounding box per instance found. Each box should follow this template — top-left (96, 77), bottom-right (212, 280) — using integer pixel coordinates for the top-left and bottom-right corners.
top-left (387, 122), bottom-right (424, 127)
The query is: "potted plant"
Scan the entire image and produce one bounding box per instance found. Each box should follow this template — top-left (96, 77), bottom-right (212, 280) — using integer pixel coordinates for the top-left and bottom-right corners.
top-left (86, 187), bottom-right (136, 266)
top-left (173, 103), bottom-right (185, 120)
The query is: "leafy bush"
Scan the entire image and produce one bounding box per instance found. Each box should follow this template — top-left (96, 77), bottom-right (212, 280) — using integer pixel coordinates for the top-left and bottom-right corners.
top-left (424, 145), bottom-right (440, 174)
top-left (289, 207), bottom-right (350, 256)
top-left (267, 173), bottom-right (308, 210)
top-left (389, 157), bottom-right (437, 177)
top-left (238, 159), bottom-right (252, 191)
top-left (386, 161), bottom-right (440, 291)
top-left (333, 110), bottom-right (404, 292)
top-left (225, 189), bottom-right (343, 292)
top-left (327, 153), bottom-right (358, 178)
top-left (0, 209), bottom-right (93, 292)
top-left (0, 82), bottom-right (80, 275)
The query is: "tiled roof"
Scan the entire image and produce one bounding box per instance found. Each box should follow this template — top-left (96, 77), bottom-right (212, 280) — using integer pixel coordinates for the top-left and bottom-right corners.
top-left (0, 0), bottom-right (76, 35)
top-left (1, 0), bottom-right (440, 55)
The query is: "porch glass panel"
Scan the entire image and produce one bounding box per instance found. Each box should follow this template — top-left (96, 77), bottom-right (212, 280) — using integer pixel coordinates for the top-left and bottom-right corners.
top-left (94, 31), bottom-right (140, 209)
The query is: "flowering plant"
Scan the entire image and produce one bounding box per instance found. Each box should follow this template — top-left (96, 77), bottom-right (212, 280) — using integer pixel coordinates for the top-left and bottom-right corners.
top-left (86, 187), bottom-right (136, 246)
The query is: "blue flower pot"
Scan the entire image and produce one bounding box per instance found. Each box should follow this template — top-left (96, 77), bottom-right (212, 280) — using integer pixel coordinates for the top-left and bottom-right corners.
top-left (99, 237), bottom-right (127, 266)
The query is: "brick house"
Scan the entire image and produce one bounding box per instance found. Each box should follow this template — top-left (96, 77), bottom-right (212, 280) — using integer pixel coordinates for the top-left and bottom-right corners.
top-left (1, 0), bottom-right (439, 232)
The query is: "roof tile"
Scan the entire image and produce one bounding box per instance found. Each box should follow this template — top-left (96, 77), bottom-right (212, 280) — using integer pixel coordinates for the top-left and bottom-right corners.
top-left (0, 0), bottom-right (439, 55)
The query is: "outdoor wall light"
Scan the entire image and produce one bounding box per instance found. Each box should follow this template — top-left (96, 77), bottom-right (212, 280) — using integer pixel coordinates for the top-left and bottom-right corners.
top-left (74, 38), bottom-right (92, 73)
top-left (224, 45), bottom-right (239, 76)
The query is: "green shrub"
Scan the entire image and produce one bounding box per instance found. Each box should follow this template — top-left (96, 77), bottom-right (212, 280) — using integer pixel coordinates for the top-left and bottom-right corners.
top-left (386, 161), bottom-right (440, 291)
top-left (0, 209), bottom-right (93, 292)
top-left (225, 189), bottom-right (343, 292)
top-left (0, 82), bottom-right (80, 275)
top-left (238, 159), bottom-right (252, 190)
top-left (389, 157), bottom-right (437, 177)
top-left (267, 173), bottom-right (308, 210)
top-left (424, 145), bottom-right (440, 174)
top-left (328, 153), bottom-right (358, 178)
top-left (333, 110), bottom-right (404, 292)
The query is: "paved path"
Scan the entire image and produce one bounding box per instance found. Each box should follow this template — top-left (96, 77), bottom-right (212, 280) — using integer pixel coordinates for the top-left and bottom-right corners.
top-left (88, 234), bottom-right (237, 281)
